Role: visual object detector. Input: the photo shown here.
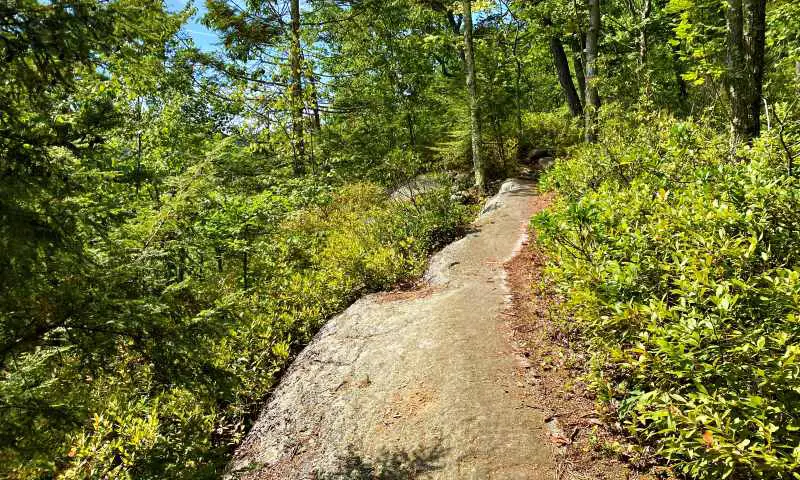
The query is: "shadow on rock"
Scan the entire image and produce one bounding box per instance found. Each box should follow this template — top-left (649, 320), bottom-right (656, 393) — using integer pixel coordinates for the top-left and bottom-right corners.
top-left (318, 444), bottom-right (448, 479)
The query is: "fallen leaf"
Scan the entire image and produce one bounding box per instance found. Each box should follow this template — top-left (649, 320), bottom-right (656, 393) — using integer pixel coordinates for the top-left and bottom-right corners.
top-left (703, 430), bottom-right (714, 448)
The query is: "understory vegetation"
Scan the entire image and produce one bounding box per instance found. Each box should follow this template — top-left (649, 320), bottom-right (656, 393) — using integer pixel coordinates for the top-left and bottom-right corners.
top-left (4, 175), bottom-right (471, 478)
top-left (536, 111), bottom-right (800, 478)
top-left (2, 1), bottom-right (487, 476)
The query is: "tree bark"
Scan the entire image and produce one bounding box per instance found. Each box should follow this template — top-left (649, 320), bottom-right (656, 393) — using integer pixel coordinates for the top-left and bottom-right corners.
top-left (726, 0), bottom-right (749, 142)
top-left (639, 0), bottom-right (652, 67)
top-left (513, 21), bottom-right (523, 143)
top-left (300, 50), bottom-right (321, 131)
top-left (242, 251), bottom-right (249, 289)
top-left (669, 42), bottom-right (689, 109)
top-left (446, 10), bottom-right (466, 64)
top-left (725, 0), bottom-right (766, 144)
top-left (290, 0), bottom-right (305, 174)
top-left (572, 0), bottom-right (587, 107)
top-left (308, 71), bottom-right (321, 131)
top-left (584, 0), bottom-right (601, 143)
top-left (463, 0), bottom-right (485, 194)
top-left (571, 36), bottom-right (587, 107)
top-left (135, 97), bottom-right (142, 195)
top-left (515, 53), bottom-right (523, 141)
top-left (747, 0), bottom-right (766, 139)
top-left (550, 35), bottom-right (583, 116)
top-left (406, 111), bottom-right (416, 148)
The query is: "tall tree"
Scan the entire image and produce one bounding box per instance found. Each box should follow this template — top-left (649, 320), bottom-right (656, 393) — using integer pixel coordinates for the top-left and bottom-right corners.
top-left (639, 0), bottom-right (652, 66)
top-left (552, 36), bottom-right (584, 116)
top-left (290, 0), bottom-right (306, 173)
top-left (584, 0), bottom-right (601, 142)
top-left (725, 0), bottom-right (767, 143)
top-left (463, 0), bottom-right (485, 193)
top-left (545, 18), bottom-right (583, 117)
top-left (572, 35), bottom-right (587, 107)
top-left (748, 0), bottom-right (767, 139)
top-left (726, 0), bottom-right (748, 142)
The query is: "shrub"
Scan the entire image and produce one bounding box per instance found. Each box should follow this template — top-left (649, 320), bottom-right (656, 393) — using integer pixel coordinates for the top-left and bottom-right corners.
top-left (521, 110), bottom-right (583, 154)
top-left (534, 109), bottom-right (800, 479)
top-left (2, 180), bottom-right (471, 479)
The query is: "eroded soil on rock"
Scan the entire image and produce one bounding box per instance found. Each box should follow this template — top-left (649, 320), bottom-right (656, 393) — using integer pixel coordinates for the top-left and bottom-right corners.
top-left (503, 231), bottom-right (640, 480)
top-left (227, 179), bottom-right (595, 479)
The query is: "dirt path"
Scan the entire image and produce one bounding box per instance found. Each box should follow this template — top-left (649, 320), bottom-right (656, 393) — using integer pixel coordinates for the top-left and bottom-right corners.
top-left (227, 179), bottom-right (557, 479)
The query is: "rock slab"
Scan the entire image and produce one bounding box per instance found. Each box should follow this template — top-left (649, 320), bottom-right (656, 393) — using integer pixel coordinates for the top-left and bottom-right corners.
top-left (227, 179), bottom-right (553, 479)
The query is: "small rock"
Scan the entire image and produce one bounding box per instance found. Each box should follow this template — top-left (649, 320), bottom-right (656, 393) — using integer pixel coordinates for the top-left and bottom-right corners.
top-left (537, 157), bottom-right (555, 169)
top-left (450, 190), bottom-right (470, 204)
top-left (356, 374), bottom-right (371, 388)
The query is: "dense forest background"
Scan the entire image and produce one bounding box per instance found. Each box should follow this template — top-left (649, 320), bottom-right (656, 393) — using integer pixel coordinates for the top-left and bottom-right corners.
top-left (2, 0), bottom-right (800, 478)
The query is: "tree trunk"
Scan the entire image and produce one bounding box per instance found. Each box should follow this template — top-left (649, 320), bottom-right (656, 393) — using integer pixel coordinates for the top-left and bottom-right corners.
top-left (584, 0), bottom-right (601, 143)
top-left (670, 42), bottom-right (689, 110)
top-left (726, 0), bottom-right (749, 143)
top-left (513, 26), bottom-right (523, 143)
top-left (136, 131), bottom-right (142, 194)
top-left (310, 79), bottom-right (321, 131)
top-left (747, 0), bottom-right (766, 139)
top-left (135, 97), bottom-right (142, 195)
top-left (463, 0), bottom-right (485, 194)
top-left (303, 53), bottom-right (322, 131)
top-left (725, 0), bottom-right (766, 144)
top-left (406, 111), bottom-right (416, 148)
top-left (446, 10), bottom-right (466, 63)
top-left (639, 0), bottom-right (652, 67)
top-left (572, 0), bottom-right (587, 107)
top-left (550, 34), bottom-right (583, 116)
top-left (572, 36), bottom-right (587, 107)
top-left (515, 56), bottom-right (523, 141)
top-left (290, 0), bottom-right (305, 174)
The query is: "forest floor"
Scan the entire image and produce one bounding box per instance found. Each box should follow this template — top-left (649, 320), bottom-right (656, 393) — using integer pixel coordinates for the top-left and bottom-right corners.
top-left (226, 179), bottom-right (633, 479)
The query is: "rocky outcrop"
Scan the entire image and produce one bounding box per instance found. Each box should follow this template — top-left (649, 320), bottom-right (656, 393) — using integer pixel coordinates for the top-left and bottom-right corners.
top-left (227, 179), bottom-right (554, 479)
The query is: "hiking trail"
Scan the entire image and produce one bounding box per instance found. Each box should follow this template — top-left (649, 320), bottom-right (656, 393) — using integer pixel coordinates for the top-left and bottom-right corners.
top-left (228, 179), bottom-right (557, 479)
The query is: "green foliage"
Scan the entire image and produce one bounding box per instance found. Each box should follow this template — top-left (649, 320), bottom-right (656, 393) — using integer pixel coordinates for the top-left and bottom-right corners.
top-left (1, 175), bottom-right (470, 478)
top-left (0, 2), bottom-right (477, 476)
top-left (6, 0), bottom-right (800, 477)
top-left (666, 0), bottom-right (726, 83)
top-left (535, 109), bottom-right (800, 479)
top-left (520, 110), bottom-right (583, 153)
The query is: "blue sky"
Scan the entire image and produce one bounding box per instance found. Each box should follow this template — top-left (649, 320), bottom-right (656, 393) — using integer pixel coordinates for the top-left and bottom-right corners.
top-left (166, 1), bottom-right (484, 53)
top-left (166, 0), bottom-right (221, 51)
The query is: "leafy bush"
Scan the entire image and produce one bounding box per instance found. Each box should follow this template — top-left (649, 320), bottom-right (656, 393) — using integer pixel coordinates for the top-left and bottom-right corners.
top-left (534, 109), bottom-right (800, 479)
top-left (521, 110), bottom-right (583, 153)
top-left (1, 180), bottom-right (470, 479)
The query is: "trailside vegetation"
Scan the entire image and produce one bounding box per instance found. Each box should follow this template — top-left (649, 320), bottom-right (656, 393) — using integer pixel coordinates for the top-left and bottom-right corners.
top-left (532, 0), bottom-right (800, 477)
top-left (1, 0), bottom-right (476, 477)
top-left (536, 112), bottom-right (800, 478)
